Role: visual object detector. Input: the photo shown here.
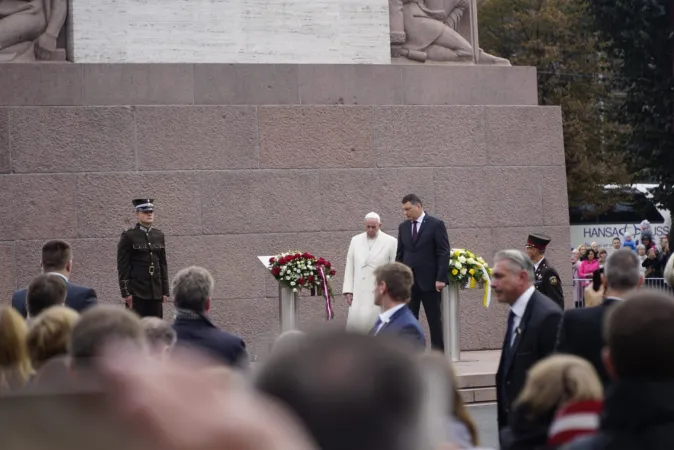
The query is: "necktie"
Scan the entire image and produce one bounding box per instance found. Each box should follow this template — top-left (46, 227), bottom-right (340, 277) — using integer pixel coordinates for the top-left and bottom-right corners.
top-left (412, 220), bottom-right (418, 242)
top-left (505, 310), bottom-right (516, 350)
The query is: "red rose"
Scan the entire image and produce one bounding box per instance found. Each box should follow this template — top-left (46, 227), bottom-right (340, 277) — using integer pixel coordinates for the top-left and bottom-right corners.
top-left (307, 254), bottom-right (315, 260)
top-left (269, 257), bottom-right (275, 263)
top-left (298, 277), bottom-right (305, 285)
top-left (302, 252), bottom-right (311, 259)
top-left (295, 253), bottom-right (301, 259)
top-left (325, 261), bottom-right (332, 268)
top-left (308, 275), bottom-right (315, 283)
top-left (271, 266), bottom-right (281, 276)
top-left (278, 257), bottom-right (286, 265)
top-left (329, 269), bottom-right (336, 276)
top-left (317, 257), bottom-right (326, 265)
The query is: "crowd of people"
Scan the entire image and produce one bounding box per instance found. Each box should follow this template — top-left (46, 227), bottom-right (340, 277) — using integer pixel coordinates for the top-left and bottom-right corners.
top-left (572, 220), bottom-right (672, 307)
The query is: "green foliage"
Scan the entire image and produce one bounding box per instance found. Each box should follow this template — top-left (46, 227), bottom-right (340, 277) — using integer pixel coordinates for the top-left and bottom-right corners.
top-left (479, 0), bottom-right (633, 216)
top-left (588, 0), bottom-right (674, 212)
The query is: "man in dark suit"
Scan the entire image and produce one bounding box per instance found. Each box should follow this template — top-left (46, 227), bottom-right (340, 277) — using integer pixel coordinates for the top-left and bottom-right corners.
top-left (396, 194), bottom-right (451, 350)
top-left (493, 249), bottom-right (562, 433)
top-left (171, 266), bottom-right (248, 368)
top-left (11, 240), bottom-right (97, 318)
top-left (524, 233), bottom-right (564, 310)
top-left (369, 262), bottom-right (426, 349)
top-left (117, 198), bottom-right (170, 318)
top-left (556, 248), bottom-right (642, 387)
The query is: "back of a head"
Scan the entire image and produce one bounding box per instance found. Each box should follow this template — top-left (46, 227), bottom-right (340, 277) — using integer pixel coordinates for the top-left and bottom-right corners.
top-left (0, 307), bottom-right (30, 367)
top-left (605, 291), bottom-right (674, 381)
top-left (27, 306), bottom-right (80, 369)
top-left (604, 248), bottom-right (641, 292)
top-left (374, 262), bottom-right (414, 303)
top-left (516, 355), bottom-right (603, 416)
top-left (27, 275), bottom-right (68, 318)
top-left (172, 266), bottom-right (213, 313)
top-left (69, 305), bottom-right (146, 371)
top-left (256, 332), bottom-right (423, 450)
top-left (272, 330), bottom-right (306, 356)
top-left (41, 240), bottom-right (72, 272)
top-left (140, 317), bottom-right (176, 352)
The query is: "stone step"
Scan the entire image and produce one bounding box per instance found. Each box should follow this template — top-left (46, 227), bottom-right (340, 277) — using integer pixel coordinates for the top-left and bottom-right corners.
top-left (459, 387), bottom-right (497, 404)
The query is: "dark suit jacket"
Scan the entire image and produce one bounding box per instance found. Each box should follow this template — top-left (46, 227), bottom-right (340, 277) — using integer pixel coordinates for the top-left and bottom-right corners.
top-left (496, 290), bottom-right (562, 429)
top-left (396, 214), bottom-right (451, 292)
top-left (371, 304), bottom-right (426, 349)
top-left (11, 281), bottom-right (98, 318)
top-left (534, 257), bottom-right (564, 310)
top-left (173, 312), bottom-right (249, 368)
top-left (555, 298), bottom-right (621, 387)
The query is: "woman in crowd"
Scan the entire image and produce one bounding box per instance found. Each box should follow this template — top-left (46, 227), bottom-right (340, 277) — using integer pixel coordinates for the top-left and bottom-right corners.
top-left (571, 250), bottom-right (584, 308)
top-left (577, 249), bottom-right (599, 287)
top-left (499, 355), bottom-right (603, 450)
top-left (577, 244), bottom-right (588, 262)
top-left (643, 247), bottom-right (664, 288)
top-left (26, 306), bottom-right (79, 389)
top-left (0, 306), bottom-right (33, 393)
top-left (419, 352), bottom-right (479, 449)
top-left (637, 244), bottom-right (648, 276)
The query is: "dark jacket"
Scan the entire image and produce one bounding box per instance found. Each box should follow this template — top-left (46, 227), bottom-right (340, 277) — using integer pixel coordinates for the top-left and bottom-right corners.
top-left (535, 258), bottom-right (564, 310)
top-left (500, 402), bottom-right (554, 450)
top-left (11, 280), bottom-right (97, 318)
top-left (117, 223), bottom-right (169, 300)
top-left (562, 381), bottom-right (674, 450)
top-left (497, 290), bottom-right (562, 429)
top-left (555, 298), bottom-right (621, 387)
top-left (172, 311), bottom-right (248, 368)
top-left (395, 214), bottom-right (451, 292)
top-left (370, 304), bottom-right (426, 349)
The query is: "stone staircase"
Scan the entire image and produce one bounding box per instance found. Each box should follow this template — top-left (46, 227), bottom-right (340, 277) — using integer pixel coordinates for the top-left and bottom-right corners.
top-left (457, 372), bottom-right (497, 404)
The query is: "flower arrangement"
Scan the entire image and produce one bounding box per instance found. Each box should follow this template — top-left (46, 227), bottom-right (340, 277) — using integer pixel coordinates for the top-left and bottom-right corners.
top-left (448, 248), bottom-right (492, 287)
top-left (269, 251), bottom-right (336, 292)
top-left (268, 251), bottom-right (337, 320)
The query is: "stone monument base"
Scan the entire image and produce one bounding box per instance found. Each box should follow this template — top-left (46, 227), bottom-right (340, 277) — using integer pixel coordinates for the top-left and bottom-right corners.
top-left (0, 63), bottom-right (569, 359)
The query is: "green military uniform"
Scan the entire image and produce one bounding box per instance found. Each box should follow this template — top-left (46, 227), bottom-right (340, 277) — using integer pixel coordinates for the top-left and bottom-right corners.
top-left (527, 234), bottom-right (564, 310)
top-left (117, 199), bottom-right (169, 318)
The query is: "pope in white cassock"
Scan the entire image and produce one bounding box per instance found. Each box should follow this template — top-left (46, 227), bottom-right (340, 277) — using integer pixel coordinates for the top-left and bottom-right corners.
top-left (342, 212), bottom-right (398, 332)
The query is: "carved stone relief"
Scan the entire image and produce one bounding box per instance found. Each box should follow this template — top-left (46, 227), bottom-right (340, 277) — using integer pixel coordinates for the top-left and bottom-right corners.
top-left (389, 0), bottom-right (510, 65)
top-left (0, 0), bottom-right (68, 62)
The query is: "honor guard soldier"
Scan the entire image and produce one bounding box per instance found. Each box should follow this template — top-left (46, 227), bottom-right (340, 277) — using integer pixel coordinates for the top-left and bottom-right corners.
top-left (117, 199), bottom-right (169, 318)
top-left (525, 233), bottom-right (564, 310)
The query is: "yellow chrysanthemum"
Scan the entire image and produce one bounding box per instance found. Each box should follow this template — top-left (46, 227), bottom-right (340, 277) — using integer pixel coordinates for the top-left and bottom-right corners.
top-left (469, 268), bottom-right (475, 275)
top-left (452, 269), bottom-right (459, 276)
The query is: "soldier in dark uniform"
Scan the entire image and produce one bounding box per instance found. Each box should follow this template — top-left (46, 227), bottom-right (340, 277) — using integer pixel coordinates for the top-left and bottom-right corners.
top-left (117, 199), bottom-right (169, 318)
top-left (524, 233), bottom-right (565, 310)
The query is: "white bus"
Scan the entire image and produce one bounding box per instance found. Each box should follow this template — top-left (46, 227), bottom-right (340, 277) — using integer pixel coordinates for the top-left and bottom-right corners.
top-left (570, 184), bottom-right (671, 251)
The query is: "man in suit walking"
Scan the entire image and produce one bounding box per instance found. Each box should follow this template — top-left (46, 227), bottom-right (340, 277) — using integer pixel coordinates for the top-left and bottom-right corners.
top-left (556, 248), bottom-right (642, 387)
top-left (492, 249), bottom-right (562, 432)
top-left (369, 262), bottom-right (426, 349)
top-left (11, 240), bottom-right (97, 318)
top-left (396, 194), bottom-right (451, 350)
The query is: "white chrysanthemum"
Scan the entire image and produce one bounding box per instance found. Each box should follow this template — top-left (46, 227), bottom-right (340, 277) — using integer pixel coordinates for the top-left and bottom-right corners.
top-left (458, 256), bottom-right (467, 263)
top-left (293, 288), bottom-right (298, 292)
top-left (467, 258), bottom-right (475, 264)
top-left (285, 276), bottom-right (291, 280)
top-left (290, 281), bottom-right (296, 286)
top-left (460, 268), bottom-right (467, 275)
top-left (455, 262), bottom-right (462, 270)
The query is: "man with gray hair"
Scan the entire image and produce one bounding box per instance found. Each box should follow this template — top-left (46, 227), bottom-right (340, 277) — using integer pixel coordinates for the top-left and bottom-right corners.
top-left (343, 212), bottom-right (398, 332)
top-left (141, 317), bottom-right (177, 360)
top-left (171, 266), bottom-right (248, 368)
top-left (491, 249), bottom-right (562, 435)
top-left (556, 248), bottom-right (642, 387)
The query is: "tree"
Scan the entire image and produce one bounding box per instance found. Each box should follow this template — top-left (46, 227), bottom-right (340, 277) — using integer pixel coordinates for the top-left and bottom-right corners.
top-left (479, 0), bottom-right (634, 217)
top-left (588, 0), bottom-right (674, 213)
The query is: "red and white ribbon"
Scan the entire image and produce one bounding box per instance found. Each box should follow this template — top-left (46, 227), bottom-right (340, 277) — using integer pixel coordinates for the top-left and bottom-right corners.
top-left (317, 266), bottom-right (335, 320)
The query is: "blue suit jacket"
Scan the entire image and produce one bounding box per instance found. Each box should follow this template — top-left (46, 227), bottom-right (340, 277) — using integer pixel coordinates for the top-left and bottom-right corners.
top-left (172, 313), bottom-right (249, 368)
top-left (11, 282), bottom-right (98, 318)
top-left (370, 305), bottom-right (426, 349)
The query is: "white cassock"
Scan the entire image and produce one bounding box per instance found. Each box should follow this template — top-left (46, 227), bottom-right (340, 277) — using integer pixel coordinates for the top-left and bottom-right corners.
top-left (342, 231), bottom-right (398, 332)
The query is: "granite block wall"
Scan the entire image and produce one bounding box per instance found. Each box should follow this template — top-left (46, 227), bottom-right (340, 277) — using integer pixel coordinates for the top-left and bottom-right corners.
top-left (0, 63), bottom-right (568, 359)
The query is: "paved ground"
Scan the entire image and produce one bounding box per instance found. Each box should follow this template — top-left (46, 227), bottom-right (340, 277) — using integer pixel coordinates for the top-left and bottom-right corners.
top-left (468, 403), bottom-right (499, 449)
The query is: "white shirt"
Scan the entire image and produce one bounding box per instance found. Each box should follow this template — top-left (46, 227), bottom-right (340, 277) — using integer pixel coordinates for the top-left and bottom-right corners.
top-left (412, 212), bottom-right (426, 233)
top-left (374, 303), bottom-right (407, 334)
top-left (533, 258), bottom-right (542, 272)
top-left (509, 286), bottom-right (535, 346)
top-left (46, 272), bottom-right (68, 283)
